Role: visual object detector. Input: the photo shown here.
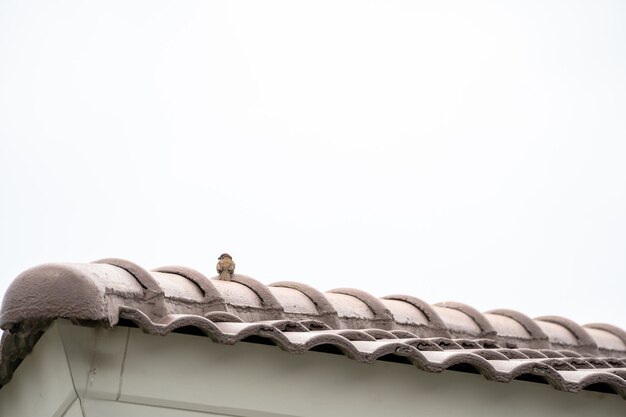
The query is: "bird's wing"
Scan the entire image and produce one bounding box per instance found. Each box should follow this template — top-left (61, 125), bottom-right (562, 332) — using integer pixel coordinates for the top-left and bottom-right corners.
top-left (228, 261), bottom-right (236, 272)
top-left (216, 261), bottom-right (223, 273)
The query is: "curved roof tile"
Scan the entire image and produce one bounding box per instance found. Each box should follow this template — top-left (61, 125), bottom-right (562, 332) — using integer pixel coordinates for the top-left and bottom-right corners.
top-left (535, 316), bottom-right (598, 356)
top-left (93, 258), bottom-right (164, 298)
top-left (381, 294), bottom-right (449, 337)
top-left (486, 309), bottom-right (549, 340)
top-left (327, 287), bottom-right (394, 326)
top-left (270, 281), bottom-right (337, 316)
top-left (152, 265), bottom-right (223, 304)
top-left (432, 302), bottom-right (496, 339)
top-left (584, 323), bottom-right (626, 354)
top-left (229, 274), bottom-right (284, 311)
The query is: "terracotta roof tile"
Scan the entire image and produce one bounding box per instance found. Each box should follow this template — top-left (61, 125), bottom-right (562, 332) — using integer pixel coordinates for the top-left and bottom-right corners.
top-left (516, 348), bottom-right (548, 359)
top-left (484, 309), bottom-right (550, 350)
top-left (584, 323), bottom-right (626, 357)
top-left (270, 281), bottom-right (338, 316)
top-left (388, 329), bottom-right (418, 338)
top-left (381, 294), bottom-right (449, 337)
top-left (495, 348), bottom-right (529, 359)
top-left (362, 329), bottom-right (398, 339)
top-left (433, 302), bottom-right (497, 339)
top-left (0, 259), bottom-right (625, 399)
top-left (536, 315), bottom-right (598, 356)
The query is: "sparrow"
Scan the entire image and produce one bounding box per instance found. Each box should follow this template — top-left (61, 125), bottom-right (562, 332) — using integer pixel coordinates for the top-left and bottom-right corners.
top-left (216, 253), bottom-right (235, 281)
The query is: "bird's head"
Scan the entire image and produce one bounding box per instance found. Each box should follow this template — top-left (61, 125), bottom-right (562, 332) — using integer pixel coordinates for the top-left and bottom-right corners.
top-left (218, 253), bottom-right (232, 260)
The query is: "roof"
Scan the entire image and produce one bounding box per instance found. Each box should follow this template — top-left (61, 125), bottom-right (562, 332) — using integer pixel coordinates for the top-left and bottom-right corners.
top-left (1, 258), bottom-right (625, 399)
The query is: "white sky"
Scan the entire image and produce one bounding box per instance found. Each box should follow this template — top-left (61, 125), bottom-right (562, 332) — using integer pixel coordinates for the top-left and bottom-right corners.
top-left (1, 1), bottom-right (625, 330)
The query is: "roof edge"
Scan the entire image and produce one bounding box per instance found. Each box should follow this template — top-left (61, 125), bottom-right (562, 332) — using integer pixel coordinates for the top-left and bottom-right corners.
top-left (0, 263), bottom-right (108, 330)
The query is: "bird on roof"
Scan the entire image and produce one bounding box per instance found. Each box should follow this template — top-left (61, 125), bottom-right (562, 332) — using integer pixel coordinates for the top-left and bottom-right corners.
top-left (216, 253), bottom-right (235, 281)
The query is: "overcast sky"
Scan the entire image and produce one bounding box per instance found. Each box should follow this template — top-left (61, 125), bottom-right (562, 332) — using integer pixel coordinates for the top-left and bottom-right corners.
top-left (1, 1), bottom-right (625, 330)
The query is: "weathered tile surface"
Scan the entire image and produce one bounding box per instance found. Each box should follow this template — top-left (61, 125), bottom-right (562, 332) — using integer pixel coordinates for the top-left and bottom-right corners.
top-left (1, 259), bottom-right (625, 398)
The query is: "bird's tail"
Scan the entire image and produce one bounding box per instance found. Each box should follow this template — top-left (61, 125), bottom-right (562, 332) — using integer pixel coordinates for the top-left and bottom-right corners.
top-left (219, 270), bottom-right (232, 281)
